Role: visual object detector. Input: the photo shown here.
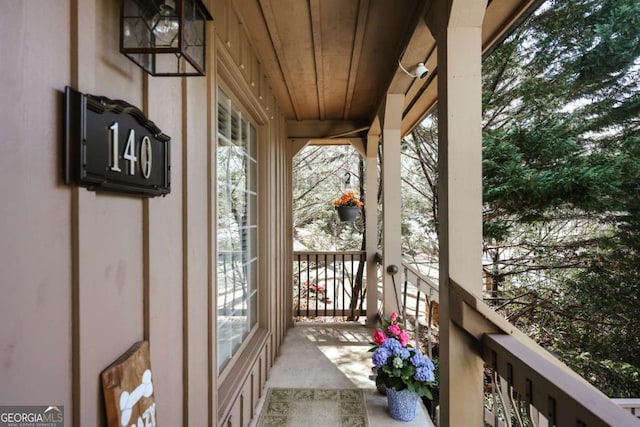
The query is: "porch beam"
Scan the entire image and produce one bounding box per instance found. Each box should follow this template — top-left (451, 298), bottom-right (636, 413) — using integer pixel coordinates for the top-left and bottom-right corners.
top-left (381, 94), bottom-right (404, 316)
top-left (287, 119), bottom-right (369, 139)
top-left (288, 139), bottom-right (311, 158)
top-left (426, 0), bottom-right (487, 425)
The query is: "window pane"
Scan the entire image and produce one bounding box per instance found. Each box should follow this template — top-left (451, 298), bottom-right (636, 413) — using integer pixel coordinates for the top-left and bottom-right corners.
top-left (217, 88), bottom-right (258, 374)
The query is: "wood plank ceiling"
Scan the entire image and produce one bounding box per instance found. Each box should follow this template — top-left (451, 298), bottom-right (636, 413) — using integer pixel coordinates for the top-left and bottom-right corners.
top-left (231, 0), bottom-right (541, 141)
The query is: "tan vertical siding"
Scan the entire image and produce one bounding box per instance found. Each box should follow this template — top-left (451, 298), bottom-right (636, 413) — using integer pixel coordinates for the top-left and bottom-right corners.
top-left (0, 0), bottom-right (291, 425)
top-left (183, 67), bottom-right (212, 427)
top-left (0, 0), bottom-right (73, 413)
top-left (72, 0), bottom-right (148, 425)
top-left (145, 77), bottom-right (185, 427)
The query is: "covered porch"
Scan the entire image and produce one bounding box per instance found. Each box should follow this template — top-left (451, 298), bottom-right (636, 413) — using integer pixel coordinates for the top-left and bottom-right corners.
top-left (248, 322), bottom-right (434, 427)
top-left (286, 252), bottom-right (640, 426)
top-left (3, 0), bottom-right (640, 425)
top-left (248, 0), bottom-right (640, 423)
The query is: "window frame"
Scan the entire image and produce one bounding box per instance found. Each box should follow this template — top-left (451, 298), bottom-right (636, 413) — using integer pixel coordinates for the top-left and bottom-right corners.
top-left (215, 84), bottom-right (261, 380)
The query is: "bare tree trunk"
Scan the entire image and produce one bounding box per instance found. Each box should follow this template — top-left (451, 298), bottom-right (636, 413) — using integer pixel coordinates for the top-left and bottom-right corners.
top-left (348, 157), bottom-right (366, 320)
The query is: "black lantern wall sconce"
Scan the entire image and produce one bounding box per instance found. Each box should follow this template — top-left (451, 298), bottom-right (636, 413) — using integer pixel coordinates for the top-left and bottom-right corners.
top-left (121, 0), bottom-right (213, 76)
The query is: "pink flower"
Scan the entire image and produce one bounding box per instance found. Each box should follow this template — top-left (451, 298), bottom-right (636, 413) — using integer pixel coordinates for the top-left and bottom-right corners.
top-left (390, 312), bottom-right (398, 322)
top-left (388, 324), bottom-right (401, 336)
top-left (373, 329), bottom-right (387, 345)
top-left (398, 331), bottom-right (409, 347)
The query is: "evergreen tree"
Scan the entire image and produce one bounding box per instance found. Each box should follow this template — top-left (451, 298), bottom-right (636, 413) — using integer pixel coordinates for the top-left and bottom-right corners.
top-left (482, 0), bottom-right (640, 396)
top-left (404, 0), bottom-right (640, 395)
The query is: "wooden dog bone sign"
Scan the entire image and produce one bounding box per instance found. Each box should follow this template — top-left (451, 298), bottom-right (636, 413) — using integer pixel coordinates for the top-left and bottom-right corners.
top-left (101, 341), bottom-right (157, 427)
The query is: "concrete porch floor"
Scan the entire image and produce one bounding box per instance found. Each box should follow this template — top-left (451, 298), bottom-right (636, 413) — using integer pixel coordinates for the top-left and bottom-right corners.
top-left (249, 321), bottom-right (435, 427)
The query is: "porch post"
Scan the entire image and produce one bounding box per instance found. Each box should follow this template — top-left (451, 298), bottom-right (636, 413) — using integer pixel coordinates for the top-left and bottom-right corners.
top-left (365, 131), bottom-right (380, 325)
top-left (426, 0), bottom-right (487, 425)
top-left (381, 94), bottom-right (404, 316)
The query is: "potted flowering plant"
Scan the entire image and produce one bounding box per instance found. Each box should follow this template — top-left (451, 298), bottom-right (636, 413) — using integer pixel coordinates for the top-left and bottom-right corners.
top-left (369, 312), bottom-right (410, 394)
top-left (370, 312), bottom-right (435, 421)
top-left (370, 312), bottom-right (410, 348)
top-left (332, 191), bottom-right (363, 222)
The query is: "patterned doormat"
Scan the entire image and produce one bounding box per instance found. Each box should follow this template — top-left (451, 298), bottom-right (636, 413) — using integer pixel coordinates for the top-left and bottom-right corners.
top-left (256, 388), bottom-right (369, 427)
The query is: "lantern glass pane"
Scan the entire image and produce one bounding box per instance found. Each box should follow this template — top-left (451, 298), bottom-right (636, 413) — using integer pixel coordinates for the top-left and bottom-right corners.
top-left (123, 17), bottom-right (152, 49)
top-left (121, 0), bottom-right (211, 76)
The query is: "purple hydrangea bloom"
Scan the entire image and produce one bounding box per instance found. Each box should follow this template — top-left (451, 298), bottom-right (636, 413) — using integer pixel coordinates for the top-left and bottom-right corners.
top-left (423, 358), bottom-right (435, 372)
top-left (410, 352), bottom-right (428, 367)
top-left (414, 365), bottom-right (435, 383)
top-left (393, 347), bottom-right (410, 359)
top-left (372, 348), bottom-right (391, 367)
top-left (381, 337), bottom-right (401, 352)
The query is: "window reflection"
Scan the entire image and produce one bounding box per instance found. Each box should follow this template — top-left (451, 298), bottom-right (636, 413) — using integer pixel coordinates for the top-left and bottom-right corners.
top-left (217, 88), bottom-right (258, 373)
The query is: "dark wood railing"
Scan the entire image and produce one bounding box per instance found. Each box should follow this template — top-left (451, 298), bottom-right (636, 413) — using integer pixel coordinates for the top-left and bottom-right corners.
top-left (484, 333), bottom-right (640, 426)
top-left (293, 251), bottom-right (366, 318)
top-left (448, 279), bottom-right (640, 427)
top-left (400, 261), bottom-right (439, 357)
top-left (611, 399), bottom-right (640, 420)
top-left (385, 253), bottom-right (639, 426)
top-left (295, 250), bottom-right (639, 424)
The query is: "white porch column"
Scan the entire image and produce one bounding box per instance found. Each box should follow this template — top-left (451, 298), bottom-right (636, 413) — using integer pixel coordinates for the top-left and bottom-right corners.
top-left (381, 94), bottom-right (404, 316)
top-left (426, 0), bottom-right (487, 425)
top-left (365, 131), bottom-right (380, 325)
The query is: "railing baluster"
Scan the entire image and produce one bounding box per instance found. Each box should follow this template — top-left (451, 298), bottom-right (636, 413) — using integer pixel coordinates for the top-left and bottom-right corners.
top-left (293, 251), bottom-right (367, 319)
top-left (350, 253), bottom-right (355, 318)
top-left (232, 254), bottom-right (237, 316)
top-left (415, 285), bottom-right (421, 349)
top-left (222, 253), bottom-right (229, 315)
top-left (297, 254), bottom-right (301, 317)
top-left (314, 254), bottom-right (319, 317)
top-left (427, 299), bottom-right (433, 359)
top-left (547, 396), bottom-right (556, 426)
top-left (526, 378), bottom-right (533, 421)
top-left (402, 265), bottom-right (408, 328)
top-left (491, 351), bottom-right (499, 427)
top-left (323, 253), bottom-right (327, 317)
top-left (359, 253), bottom-right (366, 315)
top-left (340, 254), bottom-right (346, 313)
top-left (306, 254), bottom-right (310, 318)
top-left (333, 255), bottom-right (338, 317)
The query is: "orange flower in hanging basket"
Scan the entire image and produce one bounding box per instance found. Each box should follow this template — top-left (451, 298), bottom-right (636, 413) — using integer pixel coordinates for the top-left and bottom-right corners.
top-left (332, 191), bottom-right (364, 208)
top-left (333, 191), bottom-right (363, 222)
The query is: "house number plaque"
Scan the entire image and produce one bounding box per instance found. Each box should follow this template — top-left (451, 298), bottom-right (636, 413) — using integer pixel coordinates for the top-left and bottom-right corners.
top-left (64, 86), bottom-right (171, 197)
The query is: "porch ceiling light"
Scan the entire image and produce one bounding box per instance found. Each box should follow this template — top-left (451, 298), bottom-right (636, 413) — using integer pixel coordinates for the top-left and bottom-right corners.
top-left (398, 60), bottom-right (429, 79)
top-left (121, 0), bottom-right (213, 76)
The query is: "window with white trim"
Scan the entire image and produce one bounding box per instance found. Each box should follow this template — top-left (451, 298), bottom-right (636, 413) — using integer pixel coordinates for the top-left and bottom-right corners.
top-left (216, 87), bottom-right (258, 373)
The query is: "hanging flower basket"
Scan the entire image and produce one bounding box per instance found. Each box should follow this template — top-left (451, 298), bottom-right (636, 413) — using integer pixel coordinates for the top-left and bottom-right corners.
top-left (336, 205), bottom-right (360, 222)
top-left (332, 191), bottom-right (363, 222)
